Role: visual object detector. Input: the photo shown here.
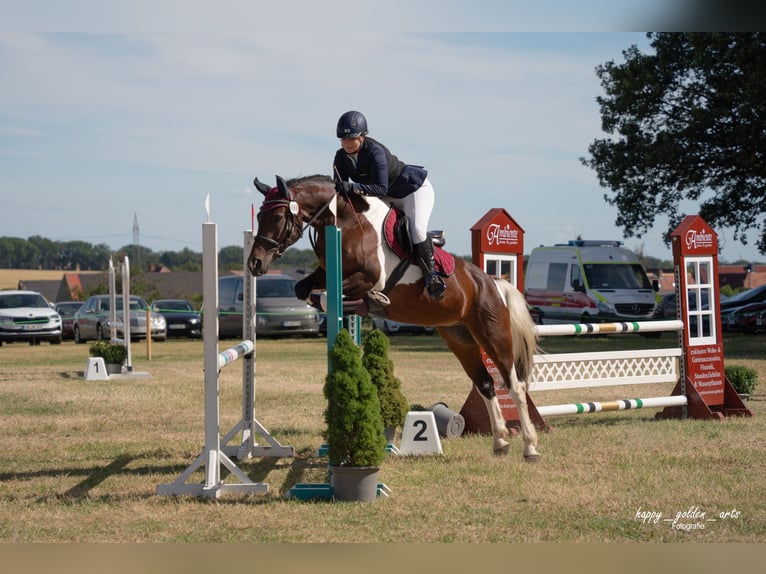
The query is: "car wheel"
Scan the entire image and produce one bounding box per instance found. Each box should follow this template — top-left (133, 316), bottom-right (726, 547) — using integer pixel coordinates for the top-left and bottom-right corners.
top-left (74, 325), bottom-right (85, 344)
top-left (51, 335), bottom-right (62, 345)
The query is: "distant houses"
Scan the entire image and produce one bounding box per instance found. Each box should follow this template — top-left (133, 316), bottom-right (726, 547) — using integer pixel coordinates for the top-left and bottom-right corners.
top-left (16, 270), bottom-right (216, 303)
top-left (9, 262), bottom-right (766, 304)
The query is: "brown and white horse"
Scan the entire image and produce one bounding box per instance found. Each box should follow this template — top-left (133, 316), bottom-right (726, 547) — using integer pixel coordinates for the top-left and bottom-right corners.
top-left (248, 174), bottom-right (540, 461)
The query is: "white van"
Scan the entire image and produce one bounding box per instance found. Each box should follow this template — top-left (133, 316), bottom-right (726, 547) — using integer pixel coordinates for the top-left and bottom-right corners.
top-left (524, 240), bottom-right (657, 325)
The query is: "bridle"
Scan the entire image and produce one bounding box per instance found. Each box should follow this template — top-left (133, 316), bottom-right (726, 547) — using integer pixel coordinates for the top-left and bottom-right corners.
top-left (253, 192), bottom-right (335, 259)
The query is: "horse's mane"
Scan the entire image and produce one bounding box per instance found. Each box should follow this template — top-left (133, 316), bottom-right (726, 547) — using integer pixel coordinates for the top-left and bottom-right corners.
top-left (287, 174), bottom-right (334, 187)
top-left (286, 174), bottom-right (371, 213)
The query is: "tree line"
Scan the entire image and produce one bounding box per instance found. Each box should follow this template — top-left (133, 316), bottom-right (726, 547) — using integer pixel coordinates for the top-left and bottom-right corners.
top-left (0, 235), bottom-right (320, 273)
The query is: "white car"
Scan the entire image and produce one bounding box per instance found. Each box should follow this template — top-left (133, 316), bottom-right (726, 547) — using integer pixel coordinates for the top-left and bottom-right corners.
top-left (0, 290), bottom-right (62, 346)
top-left (372, 318), bottom-right (435, 335)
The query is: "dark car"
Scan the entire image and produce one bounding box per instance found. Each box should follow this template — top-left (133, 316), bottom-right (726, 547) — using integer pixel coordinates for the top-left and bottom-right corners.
top-left (724, 301), bottom-right (766, 333)
top-left (0, 290), bottom-right (62, 346)
top-left (150, 299), bottom-right (202, 338)
top-left (218, 274), bottom-right (320, 338)
top-left (54, 301), bottom-right (84, 340)
top-left (719, 284), bottom-right (766, 313)
top-left (756, 309), bottom-right (766, 333)
top-left (654, 291), bottom-right (710, 320)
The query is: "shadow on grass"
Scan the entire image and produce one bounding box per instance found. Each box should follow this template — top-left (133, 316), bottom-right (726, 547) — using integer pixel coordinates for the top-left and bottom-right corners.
top-left (0, 450), bottom-right (184, 503)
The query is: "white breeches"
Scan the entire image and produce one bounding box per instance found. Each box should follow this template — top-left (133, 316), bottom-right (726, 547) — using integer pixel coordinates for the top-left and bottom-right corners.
top-left (387, 177), bottom-right (435, 244)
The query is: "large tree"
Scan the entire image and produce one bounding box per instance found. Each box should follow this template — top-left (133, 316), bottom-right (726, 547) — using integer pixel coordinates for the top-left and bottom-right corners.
top-left (582, 33), bottom-right (766, 254)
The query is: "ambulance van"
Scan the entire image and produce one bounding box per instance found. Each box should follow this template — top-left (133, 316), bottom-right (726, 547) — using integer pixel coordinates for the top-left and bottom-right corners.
top-left (524, 240), bottom-right (658, 325)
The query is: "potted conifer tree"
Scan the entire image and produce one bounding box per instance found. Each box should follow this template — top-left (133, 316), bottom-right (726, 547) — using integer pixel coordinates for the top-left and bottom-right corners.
top-left (324, 329), bottom-right (387, 502)
top-left (362, 329), bottom-right (409, 444)
top-left (89, 340), bottom-right (127, 375)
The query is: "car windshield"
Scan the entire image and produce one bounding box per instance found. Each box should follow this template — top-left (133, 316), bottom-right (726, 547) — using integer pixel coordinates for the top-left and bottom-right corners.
top-left (257, 279), bottom-right (296, 298)
top-left (583, 263), bottom-right (652, 289)
top-left (725, 285), bottom-right (766, 303)
top-left (0, 293), bottom-right (49, 309)
top-left (56, 302), bottom-right (82, 314)
top-left (156, 301), bottom-right (193, 311)
top-left (111, 298), bottom-right (148, 311)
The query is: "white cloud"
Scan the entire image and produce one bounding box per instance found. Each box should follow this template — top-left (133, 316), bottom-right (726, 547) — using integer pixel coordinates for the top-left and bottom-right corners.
top-left (0, 29), bottom-right (761, 263)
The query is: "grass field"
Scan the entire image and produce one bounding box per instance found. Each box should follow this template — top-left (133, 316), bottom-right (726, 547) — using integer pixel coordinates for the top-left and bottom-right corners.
top-left (0, 330), bottom-right (764, 543)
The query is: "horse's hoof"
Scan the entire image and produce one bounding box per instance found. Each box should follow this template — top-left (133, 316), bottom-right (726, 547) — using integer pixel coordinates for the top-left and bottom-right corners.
top-left (492, 444), bottom-right (510, 456)
top-left (523, 453), bottom-right (541, 463)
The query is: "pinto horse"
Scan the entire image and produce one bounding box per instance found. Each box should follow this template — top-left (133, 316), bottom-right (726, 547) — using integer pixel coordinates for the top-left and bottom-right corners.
top-left (248, 174), bottom-right (540, 461)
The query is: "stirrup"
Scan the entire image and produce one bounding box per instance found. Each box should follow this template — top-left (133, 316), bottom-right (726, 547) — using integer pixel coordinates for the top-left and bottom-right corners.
top-left (426, 273), bottom-right (446, 299)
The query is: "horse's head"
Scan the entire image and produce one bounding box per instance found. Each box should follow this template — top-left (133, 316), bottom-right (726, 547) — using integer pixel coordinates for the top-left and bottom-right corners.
top-left (248, 176), bottom-right (305, 276)
top-left (248, 173), bottom-right (371, 276)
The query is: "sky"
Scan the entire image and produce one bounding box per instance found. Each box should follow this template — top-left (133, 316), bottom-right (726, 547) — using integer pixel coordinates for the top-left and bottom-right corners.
top-left (1, 1), bottom-right (762, 265)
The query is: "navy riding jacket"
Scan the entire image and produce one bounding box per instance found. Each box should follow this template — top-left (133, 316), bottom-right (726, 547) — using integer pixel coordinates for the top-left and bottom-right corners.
top-left (333, 137), bottom-right (427, 199)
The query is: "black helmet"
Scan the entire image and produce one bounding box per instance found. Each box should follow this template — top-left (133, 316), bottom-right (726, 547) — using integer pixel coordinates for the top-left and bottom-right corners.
top-left (336, 111), bottom-right (368, 138)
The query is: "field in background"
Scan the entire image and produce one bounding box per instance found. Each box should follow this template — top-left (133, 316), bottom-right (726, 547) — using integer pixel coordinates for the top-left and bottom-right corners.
top-left (0, 268), bottom-right (102, 292)
top-left (0, 333), bottom-right (764, 542)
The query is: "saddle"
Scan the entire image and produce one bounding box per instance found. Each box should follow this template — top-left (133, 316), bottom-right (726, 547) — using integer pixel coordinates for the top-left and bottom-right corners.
top-left (382, 207), bottom-right (455, 277)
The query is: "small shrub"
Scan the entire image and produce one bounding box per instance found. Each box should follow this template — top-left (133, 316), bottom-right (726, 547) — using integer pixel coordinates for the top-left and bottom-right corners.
top-left (89, 341), bottom-right (127, 364)
top-left (323, 329), bottom-right (387, 468)
top-left (725, 364), bottom-right (758, 395)
top-left (362, 329), bottom-right (409, 430)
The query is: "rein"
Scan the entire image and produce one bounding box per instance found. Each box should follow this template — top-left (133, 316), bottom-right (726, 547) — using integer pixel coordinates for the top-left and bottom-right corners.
top-left (256, 181), bottom-right (369, 261)
top-left (254, 193), bottom-right (335, 255)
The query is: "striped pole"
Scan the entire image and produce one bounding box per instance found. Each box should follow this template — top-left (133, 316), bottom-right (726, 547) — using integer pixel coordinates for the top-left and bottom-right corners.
top-left (535, 395), bottom-right (688, 418)
top-left (534, 320), bottom-right (683, 337)
top-left (217, 340), bottom-right (255, 370)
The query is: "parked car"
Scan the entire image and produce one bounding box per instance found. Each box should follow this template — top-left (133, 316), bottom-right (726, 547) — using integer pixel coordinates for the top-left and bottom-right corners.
top-left (150, 299), bottom-right (202, 338)
top-left (755, 308), bottom-right (766, 333)
top-left (218, 274), bottom-right (320, 338)
top-left (719, 284), bottom-right (766, 313)
top-left (0, 290), bottom-right (62, 346)
top-left (54, 301), bottom-right (84, 340)
top-left (724, 301), bottom-right (766, 333)
top-left (653, 291), bottom-right (710, 320)
top-left (372, 318), bottom-right (435, 335)
top-left (73, 294), bottom-right (167, 343)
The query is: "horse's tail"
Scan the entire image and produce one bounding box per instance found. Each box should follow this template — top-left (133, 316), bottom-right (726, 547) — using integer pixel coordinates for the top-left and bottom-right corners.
top-left (494, 279), bottom-right (539, 382)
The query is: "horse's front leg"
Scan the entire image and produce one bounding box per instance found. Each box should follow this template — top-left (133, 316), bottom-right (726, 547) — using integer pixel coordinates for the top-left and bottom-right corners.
top-left (341, 270), bottom-right (377, 301)
top-left (295, 268), bottom-right (325, 301)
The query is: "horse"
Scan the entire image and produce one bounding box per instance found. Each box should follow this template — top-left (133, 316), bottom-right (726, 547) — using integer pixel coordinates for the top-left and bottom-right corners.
top-left (248, 174), bottom-right (541, 462)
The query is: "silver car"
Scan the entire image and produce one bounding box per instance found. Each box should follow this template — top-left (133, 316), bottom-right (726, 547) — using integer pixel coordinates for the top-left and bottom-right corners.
top-left (73, 294), bottom-right (167, 343)
top-left (218, 274), bottom-right (320, 338)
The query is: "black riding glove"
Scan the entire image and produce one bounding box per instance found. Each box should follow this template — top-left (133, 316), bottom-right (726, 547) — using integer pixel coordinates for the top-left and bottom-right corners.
top-left (335, 181), bottom-right (356, 196)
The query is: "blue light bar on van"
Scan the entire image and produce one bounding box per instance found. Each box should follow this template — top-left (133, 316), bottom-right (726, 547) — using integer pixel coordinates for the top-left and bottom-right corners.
top-left (562, 240), bottom-right (624, 247)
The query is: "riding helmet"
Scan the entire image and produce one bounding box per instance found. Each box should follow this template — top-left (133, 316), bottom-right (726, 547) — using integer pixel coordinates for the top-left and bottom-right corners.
top-left (336, 111), bottom-right (368, 138)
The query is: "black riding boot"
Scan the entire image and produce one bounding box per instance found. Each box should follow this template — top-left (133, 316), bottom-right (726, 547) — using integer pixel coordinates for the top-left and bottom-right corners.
top-left (413, 240), bottom-right (446, 299)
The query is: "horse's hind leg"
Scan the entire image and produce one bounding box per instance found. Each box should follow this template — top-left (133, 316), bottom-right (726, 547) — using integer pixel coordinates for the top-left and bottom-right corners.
top-left (478, 394), bottom-right (512, 456)
top-left (506, 366), bottom-right (540, 462)
top-left (464, 319), bottom-right (540, 462)
top-left (437, 326), bottom-right (511, 456)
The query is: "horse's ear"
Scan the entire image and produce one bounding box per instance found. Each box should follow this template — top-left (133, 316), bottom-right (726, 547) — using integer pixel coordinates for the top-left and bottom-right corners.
top-left (253, 177), bottom-right (271, 196)
top-left (275, 175), bottom-right (292, 200)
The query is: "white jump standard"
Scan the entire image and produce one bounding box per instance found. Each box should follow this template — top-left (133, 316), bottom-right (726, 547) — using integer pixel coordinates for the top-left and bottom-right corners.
top-left (157, 200), bottom-right (293, 499)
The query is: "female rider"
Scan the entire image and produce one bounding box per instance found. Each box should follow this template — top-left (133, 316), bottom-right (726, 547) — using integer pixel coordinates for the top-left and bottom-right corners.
top-left (332, 110), bottom-right (446, 299)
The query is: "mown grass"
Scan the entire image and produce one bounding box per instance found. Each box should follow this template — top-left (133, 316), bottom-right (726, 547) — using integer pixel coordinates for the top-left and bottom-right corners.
top-left (0, 331), bottom-right (764, 543)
